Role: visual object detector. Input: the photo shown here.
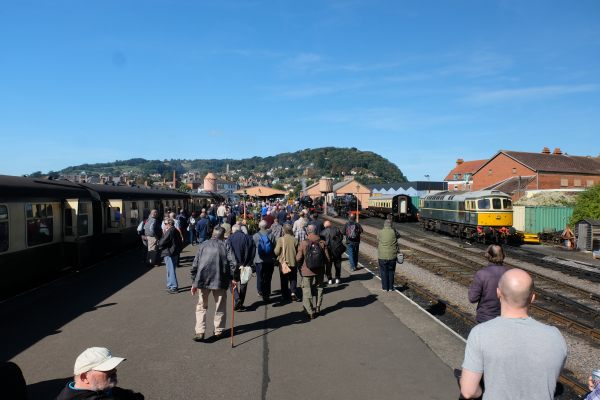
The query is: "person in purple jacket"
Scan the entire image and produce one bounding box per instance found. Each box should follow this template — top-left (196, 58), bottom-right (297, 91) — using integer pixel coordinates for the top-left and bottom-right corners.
top-left (468, 244), bottom-right (508, 324)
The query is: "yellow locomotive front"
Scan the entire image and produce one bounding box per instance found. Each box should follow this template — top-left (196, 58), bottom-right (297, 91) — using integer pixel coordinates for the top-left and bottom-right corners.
top-left (464, 194), bottom-right (514, 241)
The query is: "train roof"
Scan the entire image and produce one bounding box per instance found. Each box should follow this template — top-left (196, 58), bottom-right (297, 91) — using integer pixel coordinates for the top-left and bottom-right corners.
top-left (80, 183), bottom-right (188, 200)
top-left (367, 194), bottom-right (409, 201)
top-left (0, 175), bottom-right (92, 202)
top-left (0, 175), bottom-right (188, 202)
top-left (423, 190), bottom-right (510, 201)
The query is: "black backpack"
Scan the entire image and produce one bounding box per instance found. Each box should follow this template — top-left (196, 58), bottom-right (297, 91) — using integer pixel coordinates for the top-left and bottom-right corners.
top-left (329, 227), bottom-right (346, 258)
top-left (345, 222), bottom-right (359, 240)
top-left (305, 240), bottom-right (325, 270)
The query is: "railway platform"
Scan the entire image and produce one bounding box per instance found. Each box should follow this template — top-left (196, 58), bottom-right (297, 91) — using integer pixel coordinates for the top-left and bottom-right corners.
top-left (519, 243), bottom-right (600, 268)
top-left (2, 243), bottom-right (463, 400)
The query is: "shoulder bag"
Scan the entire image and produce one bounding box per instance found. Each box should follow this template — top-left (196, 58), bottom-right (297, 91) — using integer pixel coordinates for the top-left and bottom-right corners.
top-left (396, 250), bottom-right (404, 264)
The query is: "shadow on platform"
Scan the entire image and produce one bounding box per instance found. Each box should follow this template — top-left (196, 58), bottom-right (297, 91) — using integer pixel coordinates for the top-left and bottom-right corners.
top-left (28, 376), bottom-right (71, 400)
top-left (0, 248), bottom-right (152, 362)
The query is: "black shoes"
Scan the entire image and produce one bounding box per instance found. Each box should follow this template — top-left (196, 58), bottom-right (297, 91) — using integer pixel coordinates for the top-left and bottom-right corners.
top-left (193, 333), bottom-right (205, 342)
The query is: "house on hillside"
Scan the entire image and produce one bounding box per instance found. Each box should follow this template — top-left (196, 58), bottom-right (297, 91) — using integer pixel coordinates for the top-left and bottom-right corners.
top-left (444, 159), bottom-right (487, 191)
top-left (471, 148), bottom-right (600, 200)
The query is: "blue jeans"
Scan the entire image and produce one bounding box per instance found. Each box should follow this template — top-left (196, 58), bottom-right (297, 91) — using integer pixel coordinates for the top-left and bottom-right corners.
top-left (255, 262), bottom-right (274, 299)
top-left (347, 241), bottom-right (360, 270)
top-left (378, 259), bottom-right (396, 291)
top-left (188, 229), bottom-right (196, 244)
top-left (164, 255), bottom-right (179, 290)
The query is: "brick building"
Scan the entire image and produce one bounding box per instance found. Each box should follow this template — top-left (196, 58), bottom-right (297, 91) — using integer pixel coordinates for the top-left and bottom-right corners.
top-left (471, 148), bottom-right (600, 197)
top-left (444, 159), bottom-right (487, 191)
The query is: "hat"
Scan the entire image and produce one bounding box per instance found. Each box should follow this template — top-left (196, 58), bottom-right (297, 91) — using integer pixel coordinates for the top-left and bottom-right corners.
top-left (74, 347), bottom-right (126, 375)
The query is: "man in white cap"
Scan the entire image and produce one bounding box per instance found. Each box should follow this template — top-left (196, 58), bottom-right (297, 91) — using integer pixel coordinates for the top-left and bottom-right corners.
top-left (55, 347), bottom-right (143, 399)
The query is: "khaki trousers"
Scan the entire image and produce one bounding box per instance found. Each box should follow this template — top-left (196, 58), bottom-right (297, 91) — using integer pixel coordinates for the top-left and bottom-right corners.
top-left (301, 275), bottom-right (324, 313)
top-left (195, 288), bottom-right (227, 335)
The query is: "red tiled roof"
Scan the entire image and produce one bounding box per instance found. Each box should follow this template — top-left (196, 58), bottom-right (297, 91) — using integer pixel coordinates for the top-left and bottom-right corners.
top-left (444, 160), bottom-right (487, 181)
top-left (486, 151), bottom-right (600, 174)
top-left (484, 175), bottom-right (536, 194)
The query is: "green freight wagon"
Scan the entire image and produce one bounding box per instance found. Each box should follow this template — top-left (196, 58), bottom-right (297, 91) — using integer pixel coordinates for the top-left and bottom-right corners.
top-left (513, 205), bottom-right (573, 241)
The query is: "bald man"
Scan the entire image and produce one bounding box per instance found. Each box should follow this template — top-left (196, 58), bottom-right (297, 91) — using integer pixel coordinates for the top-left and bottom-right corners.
top-left (460, 269), bottom-right (567, 400)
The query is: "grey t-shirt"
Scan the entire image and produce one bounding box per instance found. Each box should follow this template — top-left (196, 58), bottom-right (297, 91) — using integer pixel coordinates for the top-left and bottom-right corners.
top-left (462, 317), bottom-right (567, 400)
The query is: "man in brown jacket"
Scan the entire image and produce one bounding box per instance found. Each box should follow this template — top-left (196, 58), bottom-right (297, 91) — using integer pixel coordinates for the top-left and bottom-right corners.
top-left (296, 224), bottom-right (330, 319)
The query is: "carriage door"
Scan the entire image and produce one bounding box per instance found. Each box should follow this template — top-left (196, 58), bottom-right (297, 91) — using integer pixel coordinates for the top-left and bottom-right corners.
top-left (63, 199), bottom-right (79, 242)
top-left (399, 198), bottom-right (407, 214)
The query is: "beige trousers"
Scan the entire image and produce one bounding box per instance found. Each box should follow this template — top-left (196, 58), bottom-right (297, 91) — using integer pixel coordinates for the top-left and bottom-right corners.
top-left (195, 288), bottom-right (227, 335)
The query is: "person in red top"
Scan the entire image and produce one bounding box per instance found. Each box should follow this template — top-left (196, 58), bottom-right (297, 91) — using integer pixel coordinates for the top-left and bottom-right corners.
top-left (262, 210), bottom-right (275, 229)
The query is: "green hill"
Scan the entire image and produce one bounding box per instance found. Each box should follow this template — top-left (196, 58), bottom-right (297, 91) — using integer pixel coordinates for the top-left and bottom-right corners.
top-left (40, 147), bottom-right (406, 184)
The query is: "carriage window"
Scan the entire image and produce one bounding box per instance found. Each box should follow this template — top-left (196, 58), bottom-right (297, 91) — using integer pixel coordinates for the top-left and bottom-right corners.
top-left (78, 202), bottom-right (91, 236)
top-left (492, 198), bottom-right (502, 210)
top-left (0, 205), bottom-right (8, 252)
top-left (503, 199), bottom-right (512, 209)
top-left (26, 203), bottom-right (54, 246)
top-left (107, 206), bottom-right (121, 228)
top-left (477, 199), bottom-right (490, 210)
top-left (130, 202), bottom-right (139, 225)
top-left (64, 208), bottom-right (74, 236)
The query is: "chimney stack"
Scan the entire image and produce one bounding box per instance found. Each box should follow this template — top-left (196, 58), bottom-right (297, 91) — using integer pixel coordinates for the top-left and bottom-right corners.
top-left (541, 147), bottom-right (551, 154)
top-left (456, 158), bottom-right (464, 165)
top-left (172, 171), bottom-right (176, 187)
top-left (553, 148), bottom-right (563, 155)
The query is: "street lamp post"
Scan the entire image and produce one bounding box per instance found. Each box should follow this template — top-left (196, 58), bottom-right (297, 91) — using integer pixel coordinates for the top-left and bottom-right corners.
top-left (356, 184), bottom-right (360, 223)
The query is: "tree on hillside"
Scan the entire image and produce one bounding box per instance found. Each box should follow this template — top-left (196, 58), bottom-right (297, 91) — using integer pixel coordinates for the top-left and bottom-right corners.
top-left (570, 184), bottom-right (600, 225)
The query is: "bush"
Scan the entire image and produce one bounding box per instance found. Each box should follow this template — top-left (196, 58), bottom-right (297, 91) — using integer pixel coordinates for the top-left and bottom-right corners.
top-left (570, 184), bottom-right (600, 225)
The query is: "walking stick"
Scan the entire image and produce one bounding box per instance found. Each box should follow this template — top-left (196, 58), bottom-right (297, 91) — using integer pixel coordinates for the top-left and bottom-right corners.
top-left (230, 283), bottom-right (235, 348)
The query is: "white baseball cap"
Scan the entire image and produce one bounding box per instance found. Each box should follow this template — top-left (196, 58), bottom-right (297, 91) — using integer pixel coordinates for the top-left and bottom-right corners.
top-left (73, 347), bottom-right (126, 375)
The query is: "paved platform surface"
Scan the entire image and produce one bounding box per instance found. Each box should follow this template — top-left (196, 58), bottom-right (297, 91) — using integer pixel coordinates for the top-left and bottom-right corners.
top-left (2, 243), bottom-right (463, 400)
top-left (520, 243), bottom-right (600, 267)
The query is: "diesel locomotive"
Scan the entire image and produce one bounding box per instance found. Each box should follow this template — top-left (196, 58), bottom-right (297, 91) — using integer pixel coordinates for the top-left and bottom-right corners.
top-left (366, 194), bottom-right (417, 221)
top-left (0, 175), bottom-right (190, 299)
top-left (419, 190), bottom-right (515, 242)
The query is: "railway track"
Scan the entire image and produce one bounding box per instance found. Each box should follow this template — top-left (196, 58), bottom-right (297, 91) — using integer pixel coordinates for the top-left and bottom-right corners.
top-left (401, 221), bottom-right (600, 282)
top-left (351, 230), bottom-right (590, 398)
top-left (323, 214), bottom-right (594, 397)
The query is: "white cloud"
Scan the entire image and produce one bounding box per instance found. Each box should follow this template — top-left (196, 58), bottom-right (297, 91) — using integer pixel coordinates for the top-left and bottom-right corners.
top-left (467, 84), bottom-right (599, 103)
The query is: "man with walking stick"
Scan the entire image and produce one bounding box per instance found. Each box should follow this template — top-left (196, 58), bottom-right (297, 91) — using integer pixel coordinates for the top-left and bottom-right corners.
top-left (190, 226), bottom-right (237, 342)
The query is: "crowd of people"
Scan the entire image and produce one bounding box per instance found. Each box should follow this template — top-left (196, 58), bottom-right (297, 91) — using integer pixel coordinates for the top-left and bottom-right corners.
top-left (3, 199), bottom-right (596, 399)
top-left (138, 201), bottom-right (367, 337)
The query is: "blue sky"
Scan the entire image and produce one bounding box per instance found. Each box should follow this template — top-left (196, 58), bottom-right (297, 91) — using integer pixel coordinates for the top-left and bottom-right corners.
top-left (1, 0), bottom-right (599, 181)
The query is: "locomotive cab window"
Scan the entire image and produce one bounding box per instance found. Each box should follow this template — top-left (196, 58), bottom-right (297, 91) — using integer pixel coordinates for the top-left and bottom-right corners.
top-left (492, 198), bottom-right (502, 210)
top-left (502, 199), bottom-right (512, 209)
top-left (477, 199), bottom-right (490, 210)
top-left (0, 205), bottom-right (8, 252)
top-left (26, 203), bottom-right (54, 246)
